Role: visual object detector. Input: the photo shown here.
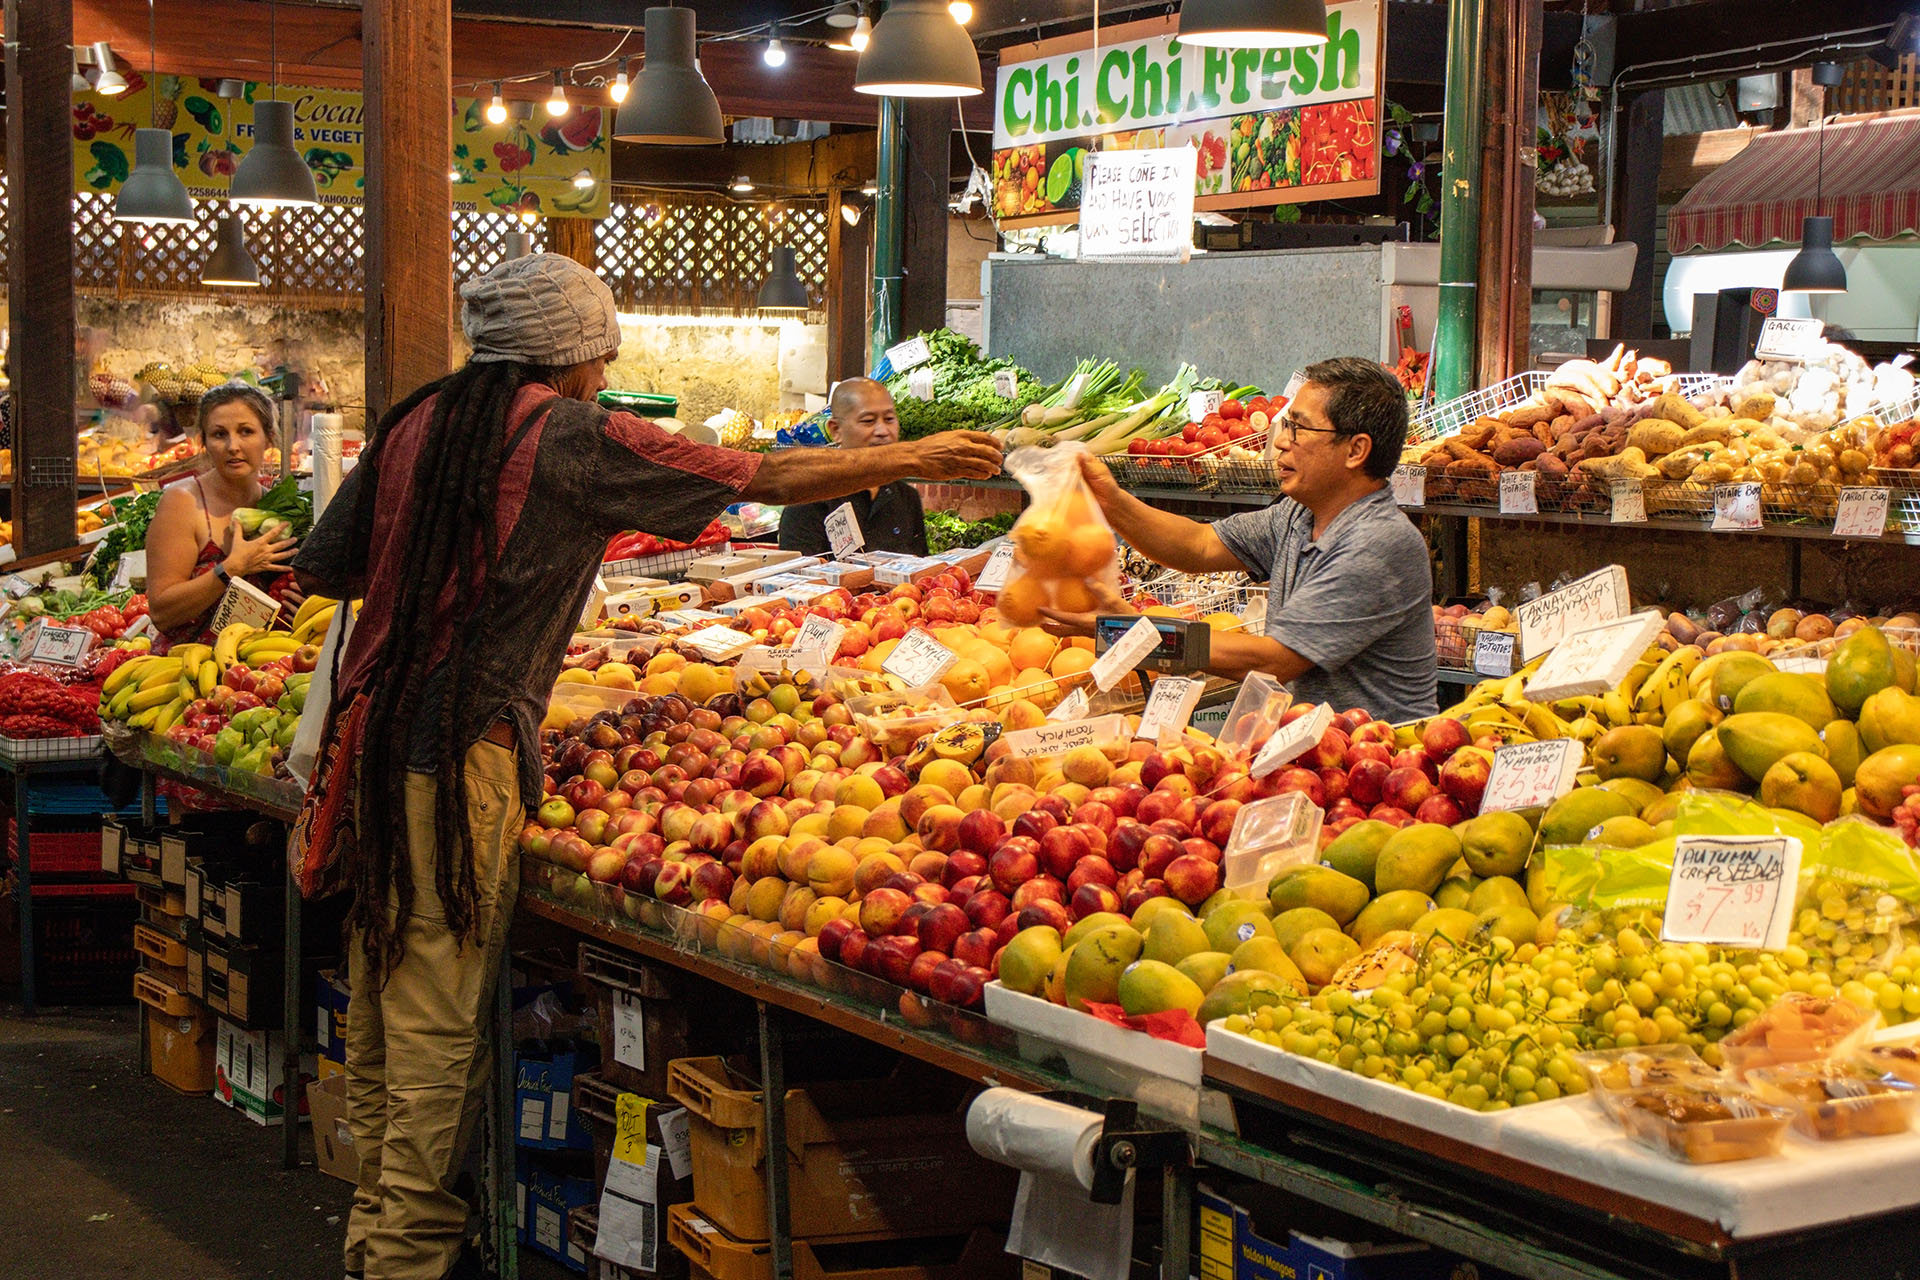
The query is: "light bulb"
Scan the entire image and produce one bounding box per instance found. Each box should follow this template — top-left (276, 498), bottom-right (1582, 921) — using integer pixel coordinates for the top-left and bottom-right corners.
top-left (572, 168), bottom-right (595, 189)
top-left (764, 37), bottom-right (787, 68)
top-left (450, 168), bottom-right (461, 182)
top-left (486, 86), bottom-right (507, 125)
top-left (546, 72), bottom-right (570, 117)
top-left (519, 209), bottom-right (538, 225)
top-left (730, 174), bottom-right (754, 193)
top-left (851, 15), bottom-right (872, 50)
top-left (949, 1), bottom-right (973, 22)
top-left (610, 70), bottom-right (630, 103)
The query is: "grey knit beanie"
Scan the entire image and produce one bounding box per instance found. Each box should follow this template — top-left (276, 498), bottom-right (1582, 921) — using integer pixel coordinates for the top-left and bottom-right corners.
top-left (460, 252), bottom-right (620, 367)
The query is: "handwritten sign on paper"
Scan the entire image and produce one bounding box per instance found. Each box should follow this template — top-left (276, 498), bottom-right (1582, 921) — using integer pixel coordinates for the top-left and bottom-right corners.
top-left (1186, 389), bottom-right (1223, 424)
top-left (1137, 676), bottom-right (1203, 743)
top-left (885, 335), bottom-right (931, 371)
top-left (793, 614), bottom-right (846, 658)
top-left (1752, 316), bottom-right (1825, 362)
top-left (1391, 465), bottom-right (1427, 508)
top-left (975, 542), bottom-right (1016, 592)
top-left (993, 369), bottom-right (1021, 399)
top-left (1833, 487), bottom-right (1890, 540)
top-left (27, 622), bottom-right (95, 669)
top-left (1480, 739), bottom-right (1583, 813)
top-left (881, 629), bottom-right (959, 687)
top-left (1048, 686), bottom-right (1091, 722)
top-left (1711, 482), bottom-right (1763, 532)
top-left (1514, 565), bottom-right (1631, 660)
top-left (1662, 836), bottom-right (1802, 950)
top-left (1078, 146), bottom-right (1199, 262)
top-left (825, 503), bottom-right (864, 560)
top-left (1610, 479), bottom-right (1647, 524)
top-left (1473, 631), bottom-right (1516, 677)
top-left (1499, 470), bottom-right (1538, 515)
top-left (1522, 611), bottom-right (1666, 702)
top-left (1004, 713), bottom-right (1129, 758)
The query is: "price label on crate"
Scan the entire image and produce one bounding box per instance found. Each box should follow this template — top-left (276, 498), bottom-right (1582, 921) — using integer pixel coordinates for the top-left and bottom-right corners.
top-left (881, 628), bottom-right (958, 687)
top-left (975, 542), bottom-right (1016, 592)
top-left (1752, 317), bottom-right (1825, 363)
top-left (1250, 703), bottom-right (1333, 779)
top-left (1391, 464), bottom-right (1427, 508)
top-left (1048, 686), bottom-right (1090, 722)
top-left (2, 574), bottom-right (36, 600)
top-left (1832, 487), bottom-right (1890, 539)
top-left (1610, 479), bottom-right (1647, 524)
top-left (1004, 713), bottom-right (1128, 758)
top-left (1136, 675), bottom-right (1204, 743)
top-left (1186, 389), bottom-right (1223, 424)
top-left (793, 614), bottom-right (846, 658)
top-left (1473, 630), bottom-right (1516, 677)
top-left (1498, 470), bottom-right (1538, 515)
top-left (993, 369), bottom-right (1021, 400)
top-left (1711, 482), bottom-right (1763, 532)
top-left (1480, 739), bottom-right (1583, 813)
top-left (1090, 616), bottom-right (1162, 691)
top-left (1514, 565), bottom-right (1630, 660)
top-left (885, 335), bottom-right (931, 372)
top-left (1662, 835), bottom-right (1802, 950)
top-left (906, 368), bottom-right (935, 401)
top-left (824, 503), bottom-right (864, 560)
top-left (26, 621), bottom-right (96, 669)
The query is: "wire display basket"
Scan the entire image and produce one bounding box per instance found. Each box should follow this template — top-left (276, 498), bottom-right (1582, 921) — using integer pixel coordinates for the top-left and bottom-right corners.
top-left (1409, 372), bottom-right (1728, 446)
top-left (602, 542), bottom-right (730, 582)
top-left (1212, 455), bottom-right (1284, 495)
top-left (0, 733), bottom-right (104, 765)
top-left (1106, 454), bottom-right (1222, 492)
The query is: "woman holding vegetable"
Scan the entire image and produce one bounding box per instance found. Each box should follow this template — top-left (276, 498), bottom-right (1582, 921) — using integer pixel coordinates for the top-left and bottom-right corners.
top-left (145, 383), bottom-right (302, 651)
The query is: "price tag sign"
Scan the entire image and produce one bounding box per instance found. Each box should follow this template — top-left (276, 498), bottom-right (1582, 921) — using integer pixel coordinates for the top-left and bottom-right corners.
top-left (881, 628), bottom-right (959, 687)
top-left (27, 621), bottom-right (96, 669)
top-left (1391, 465), bottom-right (1426, 509)
top-left (975, 542), bottom-right (1016, 592)
top-left (2, 574), bottom-right (36, 600)
top-left (680, 625), bottom-right (757, 662)
top-left (1473, 631), bottom-right (1516, 677)
top-left (1090, 616), bottom-right (1162, 692)
top-left (1480, 739), bottom-right (1584, 814)
top-left (793, 614), bottom-right (846, 658)
top-left (1752, 317), bottom-right (1825, 362)
top-left (1048, 686), bottom-right (1090, 722)
top-left (906, 368), bottom-right (935, 401)
top-left (1136, 675), bottom-right (1204, 743)
top-left (1610, 479), bottom-right (1647, 524)
top-left (1004, 713), bottom-right (1129, 758)
top-left (123, 614), bottom-right (155, 640)
top-left (1833, 487), bottom-right (1890, 539)
top-left (1711, 482), bottom-right (1763, 532)
top-left (1662, 835), bottom-right (1802, 950)
top-left (885, 336), bottom-right (931, 372)
top-left (1523, 611), bottom-right (1666, 702)
top-left (1061, 370), bottom-right (1093, 409)
top-left (825, 503), bottom-right (864, 561)
top-left (1498, 470), bottom-right (1538, 515)
top-left (1514, 565), bottom-right (1631, 660)
top-left (612, 991), bottom-right (645, 1072)
top-left (1186, 389), bottom-right (1223, 424)
top-left (993, 369), bottom-right (1020, 400)
top-left (764, 644), bottom-right (833, 671)
top-left (1250, 704), bottom-right (1334, 779)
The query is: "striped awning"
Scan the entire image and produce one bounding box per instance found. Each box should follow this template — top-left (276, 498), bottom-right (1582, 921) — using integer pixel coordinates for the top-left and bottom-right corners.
top-left (1668, 113), bottom-right (1920, 255)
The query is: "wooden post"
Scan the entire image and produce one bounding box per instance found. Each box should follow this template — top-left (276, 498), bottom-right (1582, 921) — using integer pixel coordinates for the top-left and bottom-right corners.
top-left (826, 190), bottom-right (873, 383)
top-left (364, 0), bottom-right (453, 419)
top-left (5, 0), bottom-right (79, 554)
top-left (1609, 89), bottom-right (1665, 341)
top-left (900, 99), bottom-right (950, 339)
top-left (547, 217), bottom-right (596, 270)
top-left (1475, 0), bottom-right (1542, 385)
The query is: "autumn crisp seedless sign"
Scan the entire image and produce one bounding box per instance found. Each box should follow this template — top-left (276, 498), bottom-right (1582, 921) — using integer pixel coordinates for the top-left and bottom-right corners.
top-left (990, 2), bottom-right (1382, 226)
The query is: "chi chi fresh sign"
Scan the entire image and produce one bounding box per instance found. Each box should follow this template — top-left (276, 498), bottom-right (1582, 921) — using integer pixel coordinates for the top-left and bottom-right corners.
top-left (990, 1), bottom-right (1381, 224)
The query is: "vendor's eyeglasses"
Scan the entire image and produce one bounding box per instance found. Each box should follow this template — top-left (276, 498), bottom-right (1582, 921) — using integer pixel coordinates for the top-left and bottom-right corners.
top-left (1273, 416), bottom-right (1345, 445)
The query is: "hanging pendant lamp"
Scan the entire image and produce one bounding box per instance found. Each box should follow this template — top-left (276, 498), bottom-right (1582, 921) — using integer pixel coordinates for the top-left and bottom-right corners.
top-left (117, 1), bottom-right (194, 224)
top-left (855, 0), bottom-right (982, 97)
top-left (615, 6), bottom-right (725, 145)
top-left (231, 2), bottom-right (318, 208)
top-left (1783, 62), bottom-right (1848, 295)
top-left (201, 214), bottom-right (261, 286)
top-left (757, 246), bottom-right (809, 311)
top-left (1177, 0), bottom-right (1329, 48)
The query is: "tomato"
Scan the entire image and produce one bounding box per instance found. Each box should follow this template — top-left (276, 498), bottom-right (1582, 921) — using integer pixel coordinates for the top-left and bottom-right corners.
top-left (1181, 423), bottom-right (1200, 443)
top-left (1196, 426), bottom-right (1230, 450)
top-left (1126, 440), bottom-right (1148, 456)
top-left (1219, 399), bottom-right (1246, 421)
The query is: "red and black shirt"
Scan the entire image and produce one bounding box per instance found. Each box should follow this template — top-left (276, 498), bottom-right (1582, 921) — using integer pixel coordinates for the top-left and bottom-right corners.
top-left (295, 383), bottom-right (760, 804)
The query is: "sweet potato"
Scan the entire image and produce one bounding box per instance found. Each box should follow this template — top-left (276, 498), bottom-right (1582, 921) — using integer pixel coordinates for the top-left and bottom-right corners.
top-left (1492, 437), bottom-right (1548, 467)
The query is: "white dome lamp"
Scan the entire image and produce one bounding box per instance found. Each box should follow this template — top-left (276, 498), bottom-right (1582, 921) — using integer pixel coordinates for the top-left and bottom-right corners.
top-left (1177, 0), bottom-right (1329, 48)
top-left (615, 6), bottom-right (726, 145)
top-left (230, 1), bottom-right (319, 208)
top-left (855, 0), bottom-right (982, 97)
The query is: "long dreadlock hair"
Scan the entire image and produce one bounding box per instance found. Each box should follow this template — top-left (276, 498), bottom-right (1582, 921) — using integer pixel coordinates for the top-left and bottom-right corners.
top-left (347, 359), bottom-right (558, 979)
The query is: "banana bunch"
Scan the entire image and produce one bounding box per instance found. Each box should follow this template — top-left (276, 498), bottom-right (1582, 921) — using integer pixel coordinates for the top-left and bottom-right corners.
top-left (213, 621), bottom-right (302, 671)
top-left (288, 595), bottom-right (341, 645)
top-left (100, 644), bottom-right (212, 732)
top-left (1430, 661), bottom-right (1574, 747)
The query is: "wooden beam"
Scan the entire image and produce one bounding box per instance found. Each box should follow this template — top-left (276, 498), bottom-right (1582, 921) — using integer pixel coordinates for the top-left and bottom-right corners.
top-left (1609, 89), bottom-right (1664, 341)
top-left (900, 99), bottom-right (950, 339)
top-left (826, 190), bottom-right (872, 384)
top-left (1612, 0), bottom-right (1903, 89)
top-left (613, 132), bottom-right (877, 196)
top-left (364, 0), bottom-right (453, 416)
top-left (1657, 126), bottom-right (1760, 198)
top-left (6, 0), bottom-right (79, 554)
top-left (1475, 0), bottom-right (1540, 385)
top-left (547, 215), bottom-right (594, 269)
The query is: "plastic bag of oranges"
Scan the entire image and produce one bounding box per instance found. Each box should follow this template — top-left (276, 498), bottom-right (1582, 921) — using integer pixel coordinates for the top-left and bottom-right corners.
top-left (995, 442), bottom-right (1122, 626)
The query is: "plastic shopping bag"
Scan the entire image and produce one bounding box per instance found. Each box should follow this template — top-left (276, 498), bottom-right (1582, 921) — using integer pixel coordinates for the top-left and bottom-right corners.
top-left (288, 603), bottom-right (354, 791)
top-left (994, 442), bottom-right (1123, 625)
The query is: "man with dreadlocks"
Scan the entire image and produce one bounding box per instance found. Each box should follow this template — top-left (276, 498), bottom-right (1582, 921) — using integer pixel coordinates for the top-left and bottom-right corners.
top-left (294, 253), bottom-right (1000, 1280)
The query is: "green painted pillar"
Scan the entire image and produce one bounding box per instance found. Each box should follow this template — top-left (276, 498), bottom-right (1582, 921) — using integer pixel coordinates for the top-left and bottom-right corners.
top-left (871, 97), bottom-right (906, 360)
top-left (1433, 0), bottom-right (1486, 403)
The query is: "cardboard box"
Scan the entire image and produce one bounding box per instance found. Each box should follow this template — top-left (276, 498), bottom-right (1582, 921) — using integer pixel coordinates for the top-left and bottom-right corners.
top-left (516, 1045), bottom-right (596, 1151)
top-left (666, 1056), bottom-right (1015, 1243)
top-left (580, 946), bottom-right (707, 1101)
top-left (198, 875), bottom-right (281, 942)
top-left (316, 968), bottom-right (351, 1080)
top-left (308, 1072), bottom-right (361, 1184)
top-left (665, 1206), bottom-right (1018, 1280)
top-left (143, 998), bottom-right (216, 1095)
top-left (686, 555), bottom-right (754, 584)
top-left (572, 1068), bottom-right (693, 1279)
top-left (528, 1163), bottom-right (597, 1271)
top-left (1196, 1185), bottom-right (1450, 1280)
top-left (214, 1019), bottom-right (312, 1126)
top-left (730, 548), bottom-right (799, 570)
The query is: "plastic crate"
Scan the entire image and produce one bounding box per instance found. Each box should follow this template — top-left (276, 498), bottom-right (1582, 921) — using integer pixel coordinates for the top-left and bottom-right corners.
top-left (0, 733), bottom-right (104, 765)
top-left (25, 881), bottom-right (137, 1006)
top-left (7, 819), bottom-right (107, 876)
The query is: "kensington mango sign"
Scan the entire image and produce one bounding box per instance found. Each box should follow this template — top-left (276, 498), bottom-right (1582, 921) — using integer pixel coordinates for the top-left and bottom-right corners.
top-left (989, 2), bottom-right (1381, 225)
top-left (73, 72), bottom-right (608, 218)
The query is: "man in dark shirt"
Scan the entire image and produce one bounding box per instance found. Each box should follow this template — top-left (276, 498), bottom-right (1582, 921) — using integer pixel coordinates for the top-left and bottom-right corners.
top-left (293, 255), bottom-right (998, 1280)
top-left (778, 377), bottom-right (929, 556)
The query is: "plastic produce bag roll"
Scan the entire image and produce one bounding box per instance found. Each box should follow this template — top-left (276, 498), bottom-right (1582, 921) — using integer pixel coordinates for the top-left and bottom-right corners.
top-left (964, 1087), bottom-right (1103, 1192)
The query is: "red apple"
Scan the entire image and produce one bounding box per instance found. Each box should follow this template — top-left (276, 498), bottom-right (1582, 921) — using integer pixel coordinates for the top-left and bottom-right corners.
top-left (917, 902), bottom-right (970, 955)
top-left (1040, 825), bottom-right (1093, 880)
top-left (1326, 797), bottom-right (1367, 824)
top-left (947, 874), bottom-right (983, 910)
top-left (1350, 720), bottom-right (1395, 747)
top-left (1273, 766), bottom-right (1326, 807)
top-left (1010, 810), bottom-right (1058, 843)
top-left (859, 887), bottom-right (913, 937)
top-left (1032, 794), bottom-right (1073, 825)
top-left (942, 848), bottom-right (987, 888)
top-left (1304, 727), bottom-right (1351, 771)
top-left (838, 928), bottom-right (875, 973)
top-left (1421, 716), bottom-right (1472, 763)
top-left (1138, 833), bottom-right (1183, 880)
top-left (1072, 800), bottom-right (1117, 834)
top-left (1108, 821), bottom-right (1152, 872)
top-left (957, 809), bottom-right (1007, 856)
top-left (964, 887), bottom-right (1011, 929)
top-left (1439, 746), bottom-right (1494, 813)
top-left (1180, 836), bottom-right (1223, 867)
top-left (1390, 745), bottom-right (1437, 781)
top-left (1414, 794), bottom-right (1464, 826)
top-left (873, 935), bottom-right (922, 985)
top-left (1195, 800), bottom-right (1242, 847)
top-left (1067, 856), bottom-right (1118, 894)
top-left (1010, 875), bottom-right (1067, 910)
top-left (816, 917), bottom-right (857, 963)
top-left (1122, 879), bottom-right (1167, 914)
top-left (1368, 804), bottom-right (1416, 828)
top-left (1347, 758), bottom-right (1390, 807)
top-left (1016, 900), bottom-right (1072, 934)
top-left (952, 928), bottom-right (996, 970)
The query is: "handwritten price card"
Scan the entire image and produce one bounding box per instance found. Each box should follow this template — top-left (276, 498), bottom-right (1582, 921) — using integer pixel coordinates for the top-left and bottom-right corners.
top-left (1662, 836), bottom-right (1802, 950)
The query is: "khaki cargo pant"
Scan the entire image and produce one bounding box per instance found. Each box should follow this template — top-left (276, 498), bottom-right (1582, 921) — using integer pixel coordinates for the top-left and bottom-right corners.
top-left (344, 740), bottom-right (523, 1280)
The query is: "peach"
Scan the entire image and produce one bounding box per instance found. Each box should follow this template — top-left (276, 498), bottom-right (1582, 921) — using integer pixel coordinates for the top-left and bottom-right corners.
top-left (779, 884), bottom-right (819, 933)
top-left (1059, 744), bottom-right (1113, 788)
top-left (955, 783), bottom-right (991, 812)
top-left (999, 699), bottom-right (1048, 731)
top-left (862, 800), bottom-right (910, 843)
top-left (918, 758), bottom-right (975, 799)
top-left (803, 894), bottom-right (849, 937)
top-left (745, 876), bottom-right (789, 923)
top-left (984, 755), bottom-right (1038, 789)
top-left (916, 804), bottom-right (968, 853)
top-left (827, 805), bottom-right (870, 842)
top-left (852, 851), bottom-right (908, 897)
top-left (834, 773), bottom-right (886, 810)
top-left (741, 835), bottom-right (784, 882)
top-left (898, 784), bottom-right (955, 830)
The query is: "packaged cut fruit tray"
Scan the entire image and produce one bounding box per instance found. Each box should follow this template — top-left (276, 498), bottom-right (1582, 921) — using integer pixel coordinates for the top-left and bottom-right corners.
top-left (1613, 1084), bottom-right (1796, 1164)
top-left (1748, 1058), bottom-right (1920, 1140)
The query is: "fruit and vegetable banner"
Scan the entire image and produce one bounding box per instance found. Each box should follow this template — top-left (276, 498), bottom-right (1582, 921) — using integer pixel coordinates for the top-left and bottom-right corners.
top-left (72, 72), bottom-right (609, 218)
top-left (990, 2), bottom-right (1382, 225)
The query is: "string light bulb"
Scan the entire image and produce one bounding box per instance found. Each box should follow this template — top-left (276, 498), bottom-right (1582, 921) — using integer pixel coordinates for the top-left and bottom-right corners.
top-left (850, 15), bottom-right (872, 50)
top-left (949, 1), bottom-right (972, 22)
top-left (571, 168), bottom-right (595, 189)
top-left (730, 174), bottom-right (754, 193)
top-left (764, 30), bottom-right (787, 67)
top-left (610, 69), bottom-right (630, 103)
top-left (486, 83), bottom-right (508, 125)
top-left (546, 71), bottom-right (570, 117)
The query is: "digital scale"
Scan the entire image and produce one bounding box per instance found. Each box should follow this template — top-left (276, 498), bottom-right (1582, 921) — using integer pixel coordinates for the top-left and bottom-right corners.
top-left (1092, 614), bottom-right (1212, 675)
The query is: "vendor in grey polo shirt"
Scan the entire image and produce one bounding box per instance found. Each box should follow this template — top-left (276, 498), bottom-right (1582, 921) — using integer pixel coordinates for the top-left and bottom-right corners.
top-left (1042, 356), bottom-right (1437, 723)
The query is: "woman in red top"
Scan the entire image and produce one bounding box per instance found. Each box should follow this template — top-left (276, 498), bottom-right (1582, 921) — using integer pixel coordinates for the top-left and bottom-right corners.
top-left (143, 383), bottom-right (297, 652)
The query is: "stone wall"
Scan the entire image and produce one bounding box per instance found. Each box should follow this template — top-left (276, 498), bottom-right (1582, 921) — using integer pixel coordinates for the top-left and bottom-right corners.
top-left (607, 316), bottom-right (789, 425)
